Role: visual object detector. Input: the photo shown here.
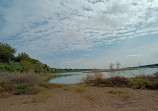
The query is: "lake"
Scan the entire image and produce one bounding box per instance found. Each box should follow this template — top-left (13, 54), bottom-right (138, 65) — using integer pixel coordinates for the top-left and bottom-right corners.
top-left (50, 68), bottom-right (158, 84)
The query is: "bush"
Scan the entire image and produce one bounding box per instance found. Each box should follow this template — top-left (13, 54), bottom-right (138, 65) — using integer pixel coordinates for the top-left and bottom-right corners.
top-left (15, 89), bottom-right (26, 95)
top-left (84, 73), bottom-right (128, 87)
top-left (0, 62), bottom-right (23, 72)
top-left (38, 82), bottom-right (54, 89)
top-left (0, 80), bottom-right (15, 93)
top-left (15, 83), bottom-right (31, 95)
top-left (83, 70), bottom-right (103, 86)
top-left (83, 74), bottom-right (94, 85)
top-left (147, 72), bottom-right (158, 81)
top-left (151, 82), bottom-right (158, 89)
top-left (127, 76), bottom-right (153, 89)
top-left (20, 60), bottom-right (35, 72)
top-left (10, 74), bottom-right (40, 85)
top-left (104, 76), bottom-right (128, 87)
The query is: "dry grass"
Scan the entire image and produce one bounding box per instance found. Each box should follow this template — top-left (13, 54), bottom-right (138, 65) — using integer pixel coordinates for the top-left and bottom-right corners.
top-left (82, 94), bottom-right (94, 100)
top-left (0, 92), bottom-right (12, 98)
top-left (74, 87), bottom-right (86, 93)
top-left (62, 87), bottom-right (71, 91)
top-left (107, 89), bottom-right (132, 100)
top-left (38, 82), bottom-right (54, 89)
top-left (0, 80), bottom-right (15, 98)
top-left (32, 91), bottom-right (51, 102)
top-left (0, 72), bottom-right (64, 98)
top-left (25, 85), bottom-right (46, 95)
top-left (10, 74), bottom-right (40, 84)
top-left (51, 83), bottom-right (67, 88)
top-left (83, 69), bottom-right (103, 86)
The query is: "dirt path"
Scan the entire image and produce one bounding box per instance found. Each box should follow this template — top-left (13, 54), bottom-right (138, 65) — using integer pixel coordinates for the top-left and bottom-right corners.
top-left (0, 85), bottom-right (158, 111)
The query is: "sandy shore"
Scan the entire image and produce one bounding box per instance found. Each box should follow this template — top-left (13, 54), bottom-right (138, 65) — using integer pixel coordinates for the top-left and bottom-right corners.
top-left (0, 85), bottom-right (158, 111)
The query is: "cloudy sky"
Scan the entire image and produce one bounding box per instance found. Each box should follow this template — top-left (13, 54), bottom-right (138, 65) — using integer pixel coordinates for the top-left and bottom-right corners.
top-left (0, 0), bottom-right (158, 69)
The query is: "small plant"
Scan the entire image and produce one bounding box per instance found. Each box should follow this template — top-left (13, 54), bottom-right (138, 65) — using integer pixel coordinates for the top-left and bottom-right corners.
top-left (22, 101), bottom-right (28, 104)
top-left (32, 92), bottom-right (51, 102)
top-left (38, 82), bottom-right (54, 89)
top-left (82, 94), bottom-right (94, 100)
top-left (127, 76), bottom-right (153, 89)
top-left (74, 87), bottom-right (86, 93)
top-left (107, 89), bottom-right (132, 100)
top-left (15, 83), bottom-right (31, 95)
top-left (15, 89), bottom-right (26, 95)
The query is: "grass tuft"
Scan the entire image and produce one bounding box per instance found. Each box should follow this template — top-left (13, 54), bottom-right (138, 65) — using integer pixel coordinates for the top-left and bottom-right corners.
top-left (32, 92), bottom-right (51, 102)
top-left (82, 94), bottom-right (94, 100)
top-left (107, 89), bottom-right (132, 100)
top-left (74, 87), bottom-right (86, 93)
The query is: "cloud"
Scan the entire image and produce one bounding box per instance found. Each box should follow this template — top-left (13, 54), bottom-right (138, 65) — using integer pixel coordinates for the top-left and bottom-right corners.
top-left (1, 0), bottom-right (158, 51)
top-left (0, 0), bottom-right (158, 68)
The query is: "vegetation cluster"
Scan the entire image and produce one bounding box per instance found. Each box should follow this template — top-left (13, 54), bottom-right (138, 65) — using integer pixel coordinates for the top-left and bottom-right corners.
top-left (0, 71), bottom-right (67, 100)
top-left (0, 43), bottom-right (67, 99)
top-left (0, 43), bottom-right (80, 73)
top-left (83, 70), bottom-right (158, 90)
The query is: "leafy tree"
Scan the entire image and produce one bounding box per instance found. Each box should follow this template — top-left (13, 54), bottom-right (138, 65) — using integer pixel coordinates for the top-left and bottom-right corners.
top-left (16, 52), bottom-right (31, 62)
top-left (20, 60), bottom-right (35, 72)
top-left (0, 43), bottom-right (16, 62)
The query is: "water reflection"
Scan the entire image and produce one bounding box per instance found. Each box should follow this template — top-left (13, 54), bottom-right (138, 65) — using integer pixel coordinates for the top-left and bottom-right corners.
top-left (50, 68), bottom-right (158, 84)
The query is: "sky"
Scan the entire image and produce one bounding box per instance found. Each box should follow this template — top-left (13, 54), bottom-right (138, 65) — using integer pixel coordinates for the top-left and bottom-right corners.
top-left (0, 0), bottom-right (158, 69)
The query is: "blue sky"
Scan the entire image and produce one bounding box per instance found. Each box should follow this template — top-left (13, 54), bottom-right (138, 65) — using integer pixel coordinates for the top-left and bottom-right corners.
top-left (0, 0), bottom-right (158, 68)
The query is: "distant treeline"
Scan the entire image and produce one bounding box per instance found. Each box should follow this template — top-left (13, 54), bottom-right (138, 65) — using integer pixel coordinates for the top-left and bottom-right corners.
top-left (126, 64), bottom-right (158, 69)
top-left (0, 43), bottom-right (89, 73)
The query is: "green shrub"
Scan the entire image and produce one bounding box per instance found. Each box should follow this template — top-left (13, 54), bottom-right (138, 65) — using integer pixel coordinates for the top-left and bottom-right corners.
top-left (20, 60), bottom-right (35, 72)
top-left (15, 89), bottom-right (26, 95)
top-left (0, 62), bottom-right (23, 72)
top-left (74, 87), bottom-right (86, 93)
top-left (127, 76), bottom-right (153, 89)
top-left (15, 83), bottom-right (31, 95)
top-left (16, 83), bottom-right (31, 89)
top-left (107, 89), bottom-right (132, 100)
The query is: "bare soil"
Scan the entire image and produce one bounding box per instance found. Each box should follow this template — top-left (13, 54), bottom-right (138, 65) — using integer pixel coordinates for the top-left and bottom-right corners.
top-left (0, 85), bottom-right (158, 111)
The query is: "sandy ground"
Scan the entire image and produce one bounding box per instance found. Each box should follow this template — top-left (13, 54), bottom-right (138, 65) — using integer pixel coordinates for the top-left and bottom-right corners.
top-left (0, 85), bottom-right (158, 111)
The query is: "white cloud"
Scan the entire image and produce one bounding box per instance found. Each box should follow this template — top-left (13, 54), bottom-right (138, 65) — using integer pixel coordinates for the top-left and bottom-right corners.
top-left (0, 0), bottom-right (158, 52)
top-left (0, 0), bottom-right (158, 68)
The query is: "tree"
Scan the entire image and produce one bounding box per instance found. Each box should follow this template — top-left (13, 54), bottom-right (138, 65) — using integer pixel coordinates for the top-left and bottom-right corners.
top-left (16, 52), bottom-right (31, 62)
top-left (0, 43), bottom-right (16, 62)
top-left (20, 60), bottom-right (35, 72)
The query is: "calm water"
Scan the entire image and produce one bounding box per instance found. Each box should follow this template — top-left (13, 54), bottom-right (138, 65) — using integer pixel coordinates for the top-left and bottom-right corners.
top-left (50, 68), bottom-right (158, 84)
